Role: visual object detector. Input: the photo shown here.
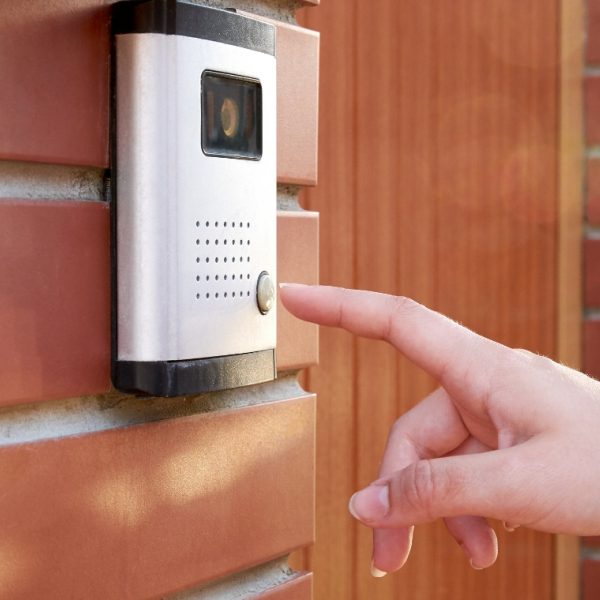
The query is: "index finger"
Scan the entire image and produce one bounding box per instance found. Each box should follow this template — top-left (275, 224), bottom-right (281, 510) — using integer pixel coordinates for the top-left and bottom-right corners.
top-left (279, 284), bottom-right (509, 398)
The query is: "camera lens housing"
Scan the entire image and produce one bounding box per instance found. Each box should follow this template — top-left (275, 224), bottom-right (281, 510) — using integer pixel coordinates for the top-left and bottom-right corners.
top-left (202, 71), bottom-right (262, 160)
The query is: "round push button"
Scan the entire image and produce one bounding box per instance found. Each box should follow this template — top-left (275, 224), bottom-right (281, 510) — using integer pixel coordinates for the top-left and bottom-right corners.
top-left (256, 271), bottom-right (275, 314)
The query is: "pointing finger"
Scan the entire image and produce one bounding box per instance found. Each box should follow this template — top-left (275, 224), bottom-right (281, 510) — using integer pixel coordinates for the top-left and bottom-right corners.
top-left (280, 285), bottom-right (511, 400)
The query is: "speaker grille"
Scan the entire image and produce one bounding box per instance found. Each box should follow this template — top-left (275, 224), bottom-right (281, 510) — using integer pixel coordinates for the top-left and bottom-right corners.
top-left (194, 219), bottom-right (256, 302)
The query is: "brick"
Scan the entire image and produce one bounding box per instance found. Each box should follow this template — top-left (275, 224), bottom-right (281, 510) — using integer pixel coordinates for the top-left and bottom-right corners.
top-left (0, 201), bottom-right (110, 406)
top-left (588, 160), bottom-right (600, 225)
top-left (584, 320), bottom-right (600, 380)
top-left (243, 14), bottom-right (319, 186)
top-left (589, 0), bottom-right (600, 64)
top-left (585, 239), bottom-right (600, 307)
top-left (0, 1), bottom-right (110, 166)
top-left (583, 536), bottom-right (600, 547)
top-left (255, 573), bottom-right (312, 598)
top-left (277, 211), bottom-right (319, 371)
top-left (586, 77), bottom-right (600, 146)
top-left (0, 395), bottom-right (315, 599)
top-left (583, 560), bottom-right (600, 600)
top-left (276, 22), bottom-right (319, 185)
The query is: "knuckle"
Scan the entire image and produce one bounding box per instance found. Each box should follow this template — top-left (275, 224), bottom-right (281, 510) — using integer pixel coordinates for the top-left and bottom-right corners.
top-left (390, 295), bottom-right (419, 316)
top-left (513, 348), bottom-right (534, 358)
top-left (440, 341), bottom-right (494, 401)
top-left (384, 296), bottom-right (420, 342)
top-left (487, 345), bottom-right (538, 391)
top-left (511, 347), bottom-right (554, 371)
top-left (532, 354), bottom-right (555, 371)
top-left (404, 460), bottom-right (439, 520)
top-left (389, 417), bottom-right (405, 440)
top-left (336, 287), bottom-right (354, 328)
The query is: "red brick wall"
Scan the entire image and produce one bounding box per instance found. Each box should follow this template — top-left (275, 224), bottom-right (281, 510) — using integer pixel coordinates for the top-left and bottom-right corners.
top-left (0, 1), bottom-right (319, 597)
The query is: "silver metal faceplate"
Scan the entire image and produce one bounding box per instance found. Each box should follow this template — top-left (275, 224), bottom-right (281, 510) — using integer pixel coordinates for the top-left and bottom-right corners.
top-left (116, 33), bottom-right (276, 361)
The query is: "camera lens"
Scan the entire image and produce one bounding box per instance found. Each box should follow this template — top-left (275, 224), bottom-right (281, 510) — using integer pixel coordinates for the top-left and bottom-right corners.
top-left (221, 98), bottom-right (239, 138)
top-left (202, 71), bottom-right (262, 160)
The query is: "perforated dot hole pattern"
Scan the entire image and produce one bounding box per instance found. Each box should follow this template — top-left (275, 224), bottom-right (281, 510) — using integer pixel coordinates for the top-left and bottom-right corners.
top-left (195, 220), bottom-right (256, 301)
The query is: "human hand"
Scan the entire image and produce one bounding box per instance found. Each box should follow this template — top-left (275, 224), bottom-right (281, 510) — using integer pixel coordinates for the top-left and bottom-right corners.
top-left (280, 284), bottom-right (600, 575)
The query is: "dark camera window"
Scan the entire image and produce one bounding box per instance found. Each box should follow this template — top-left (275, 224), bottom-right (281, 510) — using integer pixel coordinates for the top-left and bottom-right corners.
top-left (201, 71), bottom-right (262, 160)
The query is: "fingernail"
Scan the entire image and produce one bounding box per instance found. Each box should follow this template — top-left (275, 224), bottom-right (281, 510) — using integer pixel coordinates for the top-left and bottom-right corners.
top-left (370, 559), bottom-right (387, 578)
top-left (397, 526), bottom-right (415, 569)
top-left (278, 283), bottom-right (307, 289)
top-left (348, 484), bottom-right (390, 522)
top-left (470, 559), bottom-right (485, 571)
top-left (460, 543), bottom-right (486, 570)
top-left (503, 521), bottom-right (519, 532)
top-left (460, 543), bottom-right (483, 571)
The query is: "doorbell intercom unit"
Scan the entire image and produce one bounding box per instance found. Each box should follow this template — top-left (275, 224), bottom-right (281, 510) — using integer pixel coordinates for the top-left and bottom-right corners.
top-left (110, 0), bottom-right (277, 397)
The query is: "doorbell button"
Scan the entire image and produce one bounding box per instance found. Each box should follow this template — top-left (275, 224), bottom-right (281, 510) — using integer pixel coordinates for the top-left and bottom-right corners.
top-left (257, 271), bottom-right (275, 314)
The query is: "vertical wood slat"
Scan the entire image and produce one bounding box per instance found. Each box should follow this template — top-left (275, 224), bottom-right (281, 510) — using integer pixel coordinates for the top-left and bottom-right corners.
top-left (353, 2), bottom-right (402, 596)
top-left (556, 0), bottom-right (584, 598)
top-left (300, 0), bottom-right (563, 598)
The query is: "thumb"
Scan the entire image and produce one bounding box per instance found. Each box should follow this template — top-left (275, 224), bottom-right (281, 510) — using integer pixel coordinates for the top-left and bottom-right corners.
top-left (349, 449), bottom-right (534, 528)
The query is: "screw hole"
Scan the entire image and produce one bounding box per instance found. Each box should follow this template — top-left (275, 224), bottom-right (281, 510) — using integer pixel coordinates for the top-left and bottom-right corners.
top-left (206, 275), bottom-right (210, 281)
top-left (216, 293), bottom-right (219, 298)
top-left (196, 293), bottom-right (200, 299)
top-left (232, 222), bottom-right (236, 228)
top-left (239, 222), bottom-right (243, 228)
top-left (247, 274), bottom-right (250, 279)
top-left (196, 257), bottom-right (200, 263)
top-left (232, 274), bottom-right (236, 280)
top-left (196, 221), bottom-right (200, 227)
top-left (247, 240), bottom-right (250, 245)
top-left (206, 292), bottom-right (210, 298)
top-left (232, 257), bottom-right (236, 263)
top-left (196, 239), bottom-right (200, 245)
top-left (215, 257), bottom-right (219, 263)
top-left (232, 240), bottom-right (236, 245)
top-left (215, 240), bottom-right (219, 245)
top-left (232, 292), bottom-right (236, 297)
top-left (206, 221), bottom-right (210, 227)
top-left (205, 257), bottom-right (209, 263)
top-left (247, 291), bottom-right (250, 297)
top-left (216, 275), bottom-right (220, 280)
top-left (224, 275), bottom-right (227, 280)
top-left (224, 221), bottom-right (227, 227)
top-left (205, 239), bottom-right (209, 245)
top-left (224, 239), bottom-right (228, 245)
top-left (224, 257), bottom-right (228, 263)
top-left (196, 276), bottom-right (200, 282)
top-left (224, 292), bottom-right (228, 298)
top-left (247, 222), bottom-right (250, 228)
top-left (247, 257), bottom-right (250, 262)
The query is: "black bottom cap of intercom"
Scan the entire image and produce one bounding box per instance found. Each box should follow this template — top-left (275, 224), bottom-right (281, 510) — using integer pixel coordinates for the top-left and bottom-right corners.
top-left (113, 349), bottom-right (276, 397)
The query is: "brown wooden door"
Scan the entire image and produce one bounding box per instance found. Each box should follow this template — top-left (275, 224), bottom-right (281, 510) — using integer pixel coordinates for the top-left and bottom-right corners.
top-left (297, 0), bottom-right (580, 598)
